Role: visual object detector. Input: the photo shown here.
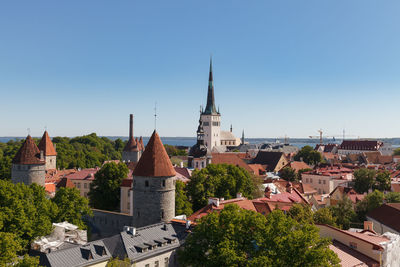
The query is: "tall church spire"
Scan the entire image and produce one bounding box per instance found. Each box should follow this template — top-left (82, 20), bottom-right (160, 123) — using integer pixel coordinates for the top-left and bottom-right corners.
top-left (203, 57), bottom-right (218, 115)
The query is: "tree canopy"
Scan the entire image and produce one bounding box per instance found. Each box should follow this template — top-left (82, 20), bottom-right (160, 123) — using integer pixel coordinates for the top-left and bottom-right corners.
top-left (353, 168), bottom-right (376, 194)
top-left (294, 146), bottom-right (322, 166)
top-left (355, 190), bottom-right (384, 221)
top-left (374, 171), bottom-right (391, 191)
top-left (279, 167), bottom-right (298, 182)
top-left (89, 162), bottom-right (129, 211)
top-left (0, 180), bottom-right (91, 265)
top-left (178, 204), bottom-right (340, 267)
top-left (186, 164), bottom-right (256, 212)
top-left (329, 196), bottom-right (356, 229)
top-left (53, 187), bottom-right (93, 229)
top-left (175, 180), bottom-right (193, 216)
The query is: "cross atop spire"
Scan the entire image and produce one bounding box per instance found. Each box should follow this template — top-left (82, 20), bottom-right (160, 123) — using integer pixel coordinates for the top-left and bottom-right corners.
top-left (203, 57), bottom-right (218, 115)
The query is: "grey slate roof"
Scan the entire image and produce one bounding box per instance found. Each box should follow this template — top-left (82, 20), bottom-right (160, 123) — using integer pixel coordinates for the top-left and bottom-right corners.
top-left (34, 240), bottom-right (111, 267)
top-left (31, 221), bottom-right (188, 267)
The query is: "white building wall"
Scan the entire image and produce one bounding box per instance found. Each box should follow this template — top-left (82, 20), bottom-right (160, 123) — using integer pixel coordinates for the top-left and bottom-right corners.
top-left (133, 249), bottom-right (178, 267)
top-left (201, 114), bottom-right (220, 151)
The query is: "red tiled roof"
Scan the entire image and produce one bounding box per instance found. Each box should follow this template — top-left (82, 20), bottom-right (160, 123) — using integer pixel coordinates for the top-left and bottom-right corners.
top-left (188, 188), bottom-right (308, 222)
top-left (45, 183), bottom-right (56, 194)
top-left (211, 153), bottom-right (254, 174)
top-left (12, 135), bottom-right (45, 165)
top-left (392, 183), bottom-right (400, 193)
top-left (289, 161), bottom-right (311, 172)
top-left (339, 140), bottom-right (381, 151)
top-left (330, 240), bottom-right (379, 267)
top-left (65, 168), bottom-right (99, 180)
top-left (139, 136), bottom-right (144, 151)
top-left (56, 177), bottom-right (75, 188)
top-left (38, 131), bottom-right (57, 156)
top-left (133, 131), bottom-right (176, 177)
top-left (247, 164), bottom-right (266, 176)
top-left (121, 178), bottom-right (133, 187)
top-left (367, 203), bottom-right (400, 233)
top-left (45, 169), bottom-right (76, 182)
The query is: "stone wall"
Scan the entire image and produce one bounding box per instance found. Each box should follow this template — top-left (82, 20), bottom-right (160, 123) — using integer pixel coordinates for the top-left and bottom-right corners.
top-left (122, 151), bottom-right (141, 163)
top-left (11, 164), bottom-right (45, 186)
top-left (132, 175), bottom-right (175, 228)
top-left (44, 155), bottom-right (56, 170)
top-left (86, 209), bottom-right (133, 240)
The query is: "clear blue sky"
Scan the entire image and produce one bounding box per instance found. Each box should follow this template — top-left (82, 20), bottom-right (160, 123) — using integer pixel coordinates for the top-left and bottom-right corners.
top-left (1, 1), bottom-right (400, 138)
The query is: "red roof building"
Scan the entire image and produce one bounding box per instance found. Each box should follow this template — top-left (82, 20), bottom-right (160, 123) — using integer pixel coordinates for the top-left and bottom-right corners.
top-left (12, 135), bottom-right (45, 165)
top-left (38, 131), bottom-right (57, 156)
top-left (133, 130), bottom-right (176, 177)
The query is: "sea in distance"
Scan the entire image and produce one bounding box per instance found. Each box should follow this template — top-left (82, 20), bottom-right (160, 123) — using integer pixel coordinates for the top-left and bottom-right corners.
top-left (1, 136), bottom-right (400, 149)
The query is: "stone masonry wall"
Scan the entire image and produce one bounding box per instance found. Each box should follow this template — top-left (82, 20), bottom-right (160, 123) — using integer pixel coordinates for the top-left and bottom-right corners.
top-left (132, 175), bottom-right (175, 228)
top-left (11, 164), bottom-right (45, 186)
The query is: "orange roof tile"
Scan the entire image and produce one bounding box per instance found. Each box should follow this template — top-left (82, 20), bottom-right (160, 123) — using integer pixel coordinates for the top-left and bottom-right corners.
top-left (56, 177), bottom-right (75, 189)
top-left (45, 183), bottom-right (56, 193)
top-left (289, 161), bottom-right (311, 172)
top-left (12, 135), bottom-right (45, 165)
top-left (133, 131), bottom-right (176, 177)
top-left (38, 131), bottom-right (57, 156)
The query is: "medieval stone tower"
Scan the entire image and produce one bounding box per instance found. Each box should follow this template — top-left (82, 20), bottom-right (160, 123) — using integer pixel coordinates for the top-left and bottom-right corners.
top-left (201, 58), bottom-right (221, 151)
top-left (132, 130), bottom-right (176, 228)
top-left (11, 135), bottom-right (46, 186)
top-left (38, 131), bottom-right (57, 170)
top-left (122, 114), bottom-right (142, 163)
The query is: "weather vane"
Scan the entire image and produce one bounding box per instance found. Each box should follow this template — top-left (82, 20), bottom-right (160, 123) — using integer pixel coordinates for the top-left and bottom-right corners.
top-left (154, 102), bottom-right (157, 130)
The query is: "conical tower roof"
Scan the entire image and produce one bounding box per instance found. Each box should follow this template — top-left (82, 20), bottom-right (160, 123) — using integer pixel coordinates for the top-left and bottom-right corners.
top-left (12, 135), bottom-right (45, 165)
top-left (133, 131), bottom-right (175, 177)
top-left (38, 131), bottom-right (57, 156)
top-left (139, 136), bottom-right (144, 151)
top-left (123, 136), bottom-right (138, 152)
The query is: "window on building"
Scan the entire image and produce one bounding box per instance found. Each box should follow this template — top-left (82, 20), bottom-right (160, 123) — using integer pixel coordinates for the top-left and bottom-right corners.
top-left (323, 180), bottom-right (326, 185)
top-left (161, 210), bottom-right (164, 219)
top-left (145, 264), bottom-right (150, 267)
top-left (305, 178), bottom-right (308, 183)
top-left (318, 189), bottom-right (321, 194)
top-left (84, 192), bottom-right (87, 197)
top-left (162, 180), bottom-right (166, 187)
top-left (155, 261), bottom-right (159, 267)
top-left (145, 180), bottom-right (149, 187)
top-left (84, 183), bottom-right (87, 189)
top-left (164, 257), bottom-right (169, 267)
top-left (318, 180), bottom-right (321, 184)
top-left (127, 202), bottom-right (130, 210)
top-left (349, 242), bottom-right (357, 249)
top-left (196, 162), bottom-right (199, 168)
top-left (128, 190), bottom-right (130, 197)
top-left (201, 161), bottom-right (204, 168)
top-left (77, 183), bottom-right (81, 188)
top-left (310, 178), bottom-right (313, 183)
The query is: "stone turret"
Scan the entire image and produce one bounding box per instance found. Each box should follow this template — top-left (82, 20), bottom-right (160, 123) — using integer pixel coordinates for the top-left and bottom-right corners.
top-left (122, 114), bottom-right (141, 163)
top-left (132, 130), bottom-right (176, 228)
top-left (12, 135), bottom-right (45, 186)
top-left (188, 114), bottom-right (211, 170)
top-left (38, 131), bottom-right (57, 170)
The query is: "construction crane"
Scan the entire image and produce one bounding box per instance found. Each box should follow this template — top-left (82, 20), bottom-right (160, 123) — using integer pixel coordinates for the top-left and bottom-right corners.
top-left (309, 129), bottom-right (324, 145)
top-left (309, 129), bottom-right (358, 145)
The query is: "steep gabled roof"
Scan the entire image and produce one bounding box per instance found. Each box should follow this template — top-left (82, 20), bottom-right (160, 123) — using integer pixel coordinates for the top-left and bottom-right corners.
top-left (367, 203), bottom-right (400, 233)
top-left (252, 151), bottom-right (286, 171)
top-left (38, 131), bottom-right (57, 156)
top-left (133, 131), bottom-right (175, 177)
top-left (12, 135), bottom-right (45, 165)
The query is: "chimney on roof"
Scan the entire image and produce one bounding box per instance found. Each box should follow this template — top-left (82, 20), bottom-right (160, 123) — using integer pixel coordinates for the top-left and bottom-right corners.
top-left (129, 114), bottom-right (134, 139)
top-left (264, 186), bottom-right (271, 198)
top-left (364, 221), bottom-right (373, 231)
top-left (208, 197), bottom-right (220, 207)
top-left (236, 192), bottom-right (242, 198)
top-left (286, 182), bottom-right (293, 193)
top-left (123, 226), bottom-right (136, 236)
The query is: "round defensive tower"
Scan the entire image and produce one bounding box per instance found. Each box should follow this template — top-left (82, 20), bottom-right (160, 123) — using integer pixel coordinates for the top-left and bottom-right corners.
top-left (132, 130), bottom-right (176, 228)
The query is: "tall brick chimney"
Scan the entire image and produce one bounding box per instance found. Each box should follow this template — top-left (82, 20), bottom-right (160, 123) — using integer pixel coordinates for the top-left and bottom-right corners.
top-left (129, 114), bottom-right (134, 139)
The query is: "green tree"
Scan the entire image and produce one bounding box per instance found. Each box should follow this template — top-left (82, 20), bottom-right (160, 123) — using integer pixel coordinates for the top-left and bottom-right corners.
top-left (374, 171), bottom-right (391, 191)
top-left (330, 196), bottom-right (356, 229)
top-left (178, 204), bottom-right (340, 267)
top-left (294, 146), bottom-right (322, 166)
top-left (0, 232), bottom-right (22, 266)
top-left (187, 164), bottom-right (255, 211)
top-left (0, 180), bottom-right (55, 248)
top-left (52, 187), bottom-right (93, 229)
top-left (385, 192), bottom-right (400, 203)
top-left (89, 162), bottom-right (129, 211)
top-left (314, 208), bottom-right (336, 226)
top-left (288, 204), bottom-right (314, 224)
top-left (175, 180), bottom-right (193, 216)
top-left (393, 148), bottom-right (400, 156)
top-left (106, 257), bottom-right (131, 267)
top-left (15, 255), bottom-right (40, 267)
top-left (279, 167), bottom-right (297, 182)
top-left (353, 168), bottom-right (376, 194)
top-left (355, 190), bottom-right (384, 221)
